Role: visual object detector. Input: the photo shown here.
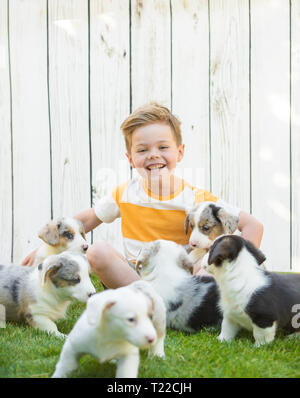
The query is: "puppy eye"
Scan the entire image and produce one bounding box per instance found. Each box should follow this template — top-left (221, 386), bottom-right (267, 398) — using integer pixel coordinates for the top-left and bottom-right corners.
top-left (71, 276), bottom-right (81, 284)
top-left (127, 317), bottom-right (136, 323)
top-left (63, 231), bottom-right (74, 240)
top-left (202, 225), bottom-right (210, 232)
top-left (190, 223), bottom-right (194, 229)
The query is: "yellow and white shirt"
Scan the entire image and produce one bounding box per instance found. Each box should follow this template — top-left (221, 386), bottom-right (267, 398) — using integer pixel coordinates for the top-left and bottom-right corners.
top-left (94, 176), bottom-right (240, 262)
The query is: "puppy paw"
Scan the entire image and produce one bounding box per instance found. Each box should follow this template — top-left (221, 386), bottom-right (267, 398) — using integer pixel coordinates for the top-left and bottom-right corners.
top-left (54, 331), bottom-right (66, 339)
top-left (148, 347), bottom-right (165, 359)
top-left (217, 334), bottom-right (233, 343)
top-left (287, 332), bottom-right (300, 339)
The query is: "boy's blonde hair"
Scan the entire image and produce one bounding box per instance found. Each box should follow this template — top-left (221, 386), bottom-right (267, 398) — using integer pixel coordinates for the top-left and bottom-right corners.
top-left (121, 103), bottom-right (182, 153)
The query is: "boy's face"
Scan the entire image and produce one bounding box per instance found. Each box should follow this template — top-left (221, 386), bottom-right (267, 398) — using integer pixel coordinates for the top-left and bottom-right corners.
top-left (126, 123), bottom-right (185, 181)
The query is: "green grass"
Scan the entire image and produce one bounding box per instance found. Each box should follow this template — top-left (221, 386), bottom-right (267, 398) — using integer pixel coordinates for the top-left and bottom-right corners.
top-left (1, 275), bottom-right (300, 378)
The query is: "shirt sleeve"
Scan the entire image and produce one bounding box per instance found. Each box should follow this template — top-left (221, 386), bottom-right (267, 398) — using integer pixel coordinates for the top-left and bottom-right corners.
top-left (94, 193), bottom-right (121, 223)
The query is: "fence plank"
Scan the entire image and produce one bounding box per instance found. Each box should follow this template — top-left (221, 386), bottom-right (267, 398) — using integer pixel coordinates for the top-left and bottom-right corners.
top-left (90, 0), bottom-right (130, 253)
top-left (0, 0), bottom-right (12, 263)
top-left (131, 0), bottom-right (171, 108)
top-left (9, 0), bottom-right (51, 263)
top-left (251, 0), bottom-right (290, 271)
top-left (210, 0), bottom-right (250, 211)
top-left (291, 0), bottom-right (300, 271)
top-left (48, 1), bottom-right (91, 223)
top-left (172, 0), bottom-right (210, 190)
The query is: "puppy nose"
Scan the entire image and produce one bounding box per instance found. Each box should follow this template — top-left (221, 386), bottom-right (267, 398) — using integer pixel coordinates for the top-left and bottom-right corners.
top-left (82, 244), bottom-right (89, 252)
top-left (147, 336), bottom-right (155, 344)
top-left (88, 292), bottom-right (95, 298)
top-left (190, 241), bottom-right (198, 248)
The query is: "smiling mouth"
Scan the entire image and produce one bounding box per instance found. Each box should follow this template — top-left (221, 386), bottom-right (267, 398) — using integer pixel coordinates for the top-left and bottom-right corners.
top-left (146, 164), bottom-right (166, 170)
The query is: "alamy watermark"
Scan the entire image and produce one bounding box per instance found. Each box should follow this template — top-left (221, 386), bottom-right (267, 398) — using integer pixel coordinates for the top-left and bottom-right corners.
top-left (0, 304), bottom-right (5, 328)
top-left (291, 304), bottom-right (300, 329)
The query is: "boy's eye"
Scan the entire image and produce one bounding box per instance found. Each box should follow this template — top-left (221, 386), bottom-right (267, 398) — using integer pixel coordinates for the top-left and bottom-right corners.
top-left (137, 149), bottom-right (147, 152)
top-left (159, 146), bottom-right (168, 150)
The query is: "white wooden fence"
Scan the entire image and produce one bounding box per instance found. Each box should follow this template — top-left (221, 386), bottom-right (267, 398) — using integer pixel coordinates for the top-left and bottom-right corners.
top-left (0, 0), bottom-right (300, 272)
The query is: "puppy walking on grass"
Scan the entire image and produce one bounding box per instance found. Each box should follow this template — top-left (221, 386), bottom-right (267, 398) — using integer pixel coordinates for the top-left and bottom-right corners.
top-left (52, 281), bottom-right (166, 378)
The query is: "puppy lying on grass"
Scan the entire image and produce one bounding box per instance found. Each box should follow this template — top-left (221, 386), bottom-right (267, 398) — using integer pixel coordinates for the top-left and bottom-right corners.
top-left (202, 235), bottom-right (300, 346)
top-left (136, 240), bottom-right (222, 333)
top-left (0, 252), bottom-right (95, 338)
top-left (52, 281), bottom-right (166, 378)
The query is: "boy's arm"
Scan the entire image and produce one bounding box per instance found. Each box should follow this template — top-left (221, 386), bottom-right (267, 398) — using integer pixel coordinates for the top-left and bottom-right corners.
top-left (238, 211), bottom-right (264, 248)
top-left (74, 208), bottom-right (102, 234)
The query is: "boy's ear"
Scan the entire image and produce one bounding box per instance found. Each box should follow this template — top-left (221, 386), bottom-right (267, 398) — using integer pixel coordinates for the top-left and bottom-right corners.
top-left (125, 152), bottom-right (135, 168)
top-left (177, 144), bottom-right (185, 163)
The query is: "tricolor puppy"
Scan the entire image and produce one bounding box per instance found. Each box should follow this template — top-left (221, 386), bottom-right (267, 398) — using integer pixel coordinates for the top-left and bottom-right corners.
top-left (0, 252), bottom-right (95, 338)
top-left (136, 240), bottom-right (222, 333)
top-left (33, 217), bottom-right (89, 266)
top-left (52, 281), bottom-right (166, 378)
top-left (202, 235), bottom-right (300, 346)
top-left (185, 203), bottom-right (239, 263)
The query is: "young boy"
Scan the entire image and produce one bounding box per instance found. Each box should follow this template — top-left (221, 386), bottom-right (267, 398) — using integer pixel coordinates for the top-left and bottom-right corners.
top-left (22, 103), bottom-right (263, 288)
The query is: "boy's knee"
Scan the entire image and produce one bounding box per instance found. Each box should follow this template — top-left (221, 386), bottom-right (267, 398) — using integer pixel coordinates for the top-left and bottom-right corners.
top-left (87, 240), bottom-right (113, 272)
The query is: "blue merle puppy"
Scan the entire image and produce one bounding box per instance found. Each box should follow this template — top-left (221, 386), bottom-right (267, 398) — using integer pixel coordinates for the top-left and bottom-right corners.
top-left (136, 240), bottom-right (222, 333)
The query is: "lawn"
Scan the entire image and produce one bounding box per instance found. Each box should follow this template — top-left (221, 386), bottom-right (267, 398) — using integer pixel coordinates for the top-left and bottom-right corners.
top-left (1, 274), bottom-right (300, 378)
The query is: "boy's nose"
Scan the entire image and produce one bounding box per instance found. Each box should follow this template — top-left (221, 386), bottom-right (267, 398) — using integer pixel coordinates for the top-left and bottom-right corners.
top-left (148, 149), bottom-right (160, 159)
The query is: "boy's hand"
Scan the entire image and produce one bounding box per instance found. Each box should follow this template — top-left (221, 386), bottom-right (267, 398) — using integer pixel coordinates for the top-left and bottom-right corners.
top-left (21, 249), bottom-right (38, 266)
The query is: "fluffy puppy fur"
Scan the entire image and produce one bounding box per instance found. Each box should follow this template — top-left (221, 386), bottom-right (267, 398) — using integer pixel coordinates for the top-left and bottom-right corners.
top-left (136, 240), bottom-right (222, 333)
top-left (0, 252), bottom-right (95, 337)
top-left (52, 281), bottom-right (166, 378)
top-left (202, 235), bottom-right (300, 346)
top-left (33, 217), bottom-right (89, 266)
top-left (185, 203), bottom-right (239, 264)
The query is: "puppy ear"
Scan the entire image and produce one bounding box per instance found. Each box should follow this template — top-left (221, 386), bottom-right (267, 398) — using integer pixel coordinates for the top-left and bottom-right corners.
top-left (215, 208), bottom-right (239, 234)
top-left (40, 258), bottom-right (62, 285)
top-left (184, 214), bottom-right (190, 235)
top-left (244, 240), bottom-right (266, 265)
top-left (38, 221), bottom-right (59, 245)
top-left (178, 252), bottom-right (194, 274)
top-left (86, 293), bottom-right (116, 327)
top-left (207, 250), bottom-right (225, 267)
top-left (208, 236), bottom-right (241, 266)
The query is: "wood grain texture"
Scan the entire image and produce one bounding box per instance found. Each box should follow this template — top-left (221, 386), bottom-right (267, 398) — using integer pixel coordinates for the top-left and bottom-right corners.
top-left (90, 0), bottom-right (130, 253)
top-left (0, 0), bottom-right (12, 263)
top-left (251, 0), bottom-right (290, 271)
top-left (9, 0), bottom-right (51, 263)
top-left (131, 0), bottom-right (171, 109)
top-left (48, 0), bottom-right (91, 221)
top-left (210, 0), bottom-right (250, 211)
top-left (291, 0), bottom-right (300, 271)
top-left (172, 0), bottom-right (210, 191)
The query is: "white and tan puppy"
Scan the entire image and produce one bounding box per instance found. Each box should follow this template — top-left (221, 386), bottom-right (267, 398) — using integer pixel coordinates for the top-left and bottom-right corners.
top-left (185, 202), bottom-right (239, 264)
top-left (33, 217), bottom-right (89, 266)
top-left (202, 235), bottom-right (300, 346)
top-left (136, 240), bottom-right (222, 333)
top-left (0, 252), bottom-right (95, 338)
top-left (52, 281), bottom-right (166, 378)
